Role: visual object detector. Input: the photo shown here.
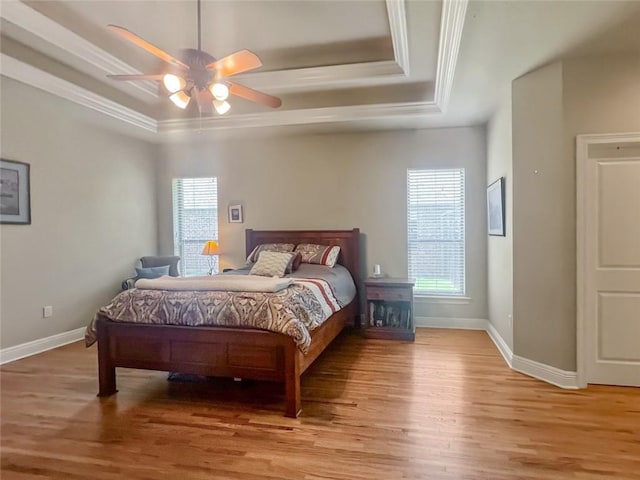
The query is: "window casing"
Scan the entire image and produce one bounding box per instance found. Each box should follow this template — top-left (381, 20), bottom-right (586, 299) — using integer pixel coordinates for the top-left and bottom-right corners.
top-left (172, 177), bottom-right (218, 276)
top-left (407, 168), bottom-right (465, 296)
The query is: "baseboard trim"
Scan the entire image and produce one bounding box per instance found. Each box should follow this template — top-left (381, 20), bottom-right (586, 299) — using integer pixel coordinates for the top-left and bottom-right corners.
top-left (485, 321), bottom-right (513, 367)
top-left (0, 327), bottom-right (85, 365)
top-left (417, 317), bottom-right (579, 389)
top-left (511, 355), bottom-right (579, 389)
top-left (415, 316), bottom-right (487, 330)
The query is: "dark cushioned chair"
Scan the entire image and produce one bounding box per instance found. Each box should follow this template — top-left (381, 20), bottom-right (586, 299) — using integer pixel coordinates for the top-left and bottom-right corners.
top-left (122, 255), bottom-right (181, 290)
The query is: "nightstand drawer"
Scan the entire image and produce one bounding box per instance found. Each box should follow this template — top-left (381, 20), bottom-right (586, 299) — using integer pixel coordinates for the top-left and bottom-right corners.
top-left (367, 286), bottom-right (412, 301)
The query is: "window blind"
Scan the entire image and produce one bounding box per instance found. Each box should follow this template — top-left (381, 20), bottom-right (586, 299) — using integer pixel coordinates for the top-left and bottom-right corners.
top-left (172, 177), bottom-right (218, 276)
top-left (407, 168), bottom-right (465, 296)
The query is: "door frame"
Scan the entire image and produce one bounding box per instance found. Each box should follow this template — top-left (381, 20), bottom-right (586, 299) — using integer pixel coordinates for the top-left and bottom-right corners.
top-left (576, 132), bottom-right (640, 388)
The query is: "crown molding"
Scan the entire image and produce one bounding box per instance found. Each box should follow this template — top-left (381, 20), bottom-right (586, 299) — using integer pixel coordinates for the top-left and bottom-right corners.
top-left (232, 60), bottom-right (405, 93)
top-left (0, 0), bottom-right (159, 99)
top-left (434, 0), bottom-right (468, 111)
top-left (386, 0), bottom-right (410, 75)
top-left (0, 0), bottom-right (470, 135)
top-left (158, 101), bottom-right (441, 135)
top-left (0, 54), bottom-right (157, 132)
top-left (1, 0), bottom-right (408, 97)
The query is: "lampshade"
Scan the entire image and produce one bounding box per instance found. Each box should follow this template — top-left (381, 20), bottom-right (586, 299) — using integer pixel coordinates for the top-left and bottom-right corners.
top-left (163, 73), bottom-right (186, 94)
top-left (169, 90), bottom-right (191, 109)
top-left (201, 240), bottom-right (220, 256)
top-left (210, 82), bottom-right (229, 101)
top-left (213, 100), bottom-right (231, 115)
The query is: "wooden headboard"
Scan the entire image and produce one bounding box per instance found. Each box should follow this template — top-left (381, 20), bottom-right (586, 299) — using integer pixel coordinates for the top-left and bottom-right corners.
top-left (245, 228), bottom-right (361, 293)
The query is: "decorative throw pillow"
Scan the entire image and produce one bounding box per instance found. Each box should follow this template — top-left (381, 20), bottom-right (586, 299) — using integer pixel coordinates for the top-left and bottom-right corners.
top-left (249, 251), bottom-right (294, 277)
top-left (283, 252), bottom-right (302, 274)
top-left (135, 265), bottom-right (170, 280)
top-left (294, 244), bottom-right (341, 268)
top-left (246, 243), bottom-right (295, 263)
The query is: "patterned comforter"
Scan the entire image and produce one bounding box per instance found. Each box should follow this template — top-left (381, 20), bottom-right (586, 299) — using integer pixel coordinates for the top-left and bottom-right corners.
top-left (85, 278), bottom-right (342, 353)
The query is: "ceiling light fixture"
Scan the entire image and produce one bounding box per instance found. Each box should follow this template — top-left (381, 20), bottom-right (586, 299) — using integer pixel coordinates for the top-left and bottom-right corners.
top-left (163, 73), bottom-right (186, 94)
top-left (210, 82), bottom-right (229, 101)
top-left (213, 100), bottom-right (230, 115)
top-left (169, 90), bottom-right (191, 109)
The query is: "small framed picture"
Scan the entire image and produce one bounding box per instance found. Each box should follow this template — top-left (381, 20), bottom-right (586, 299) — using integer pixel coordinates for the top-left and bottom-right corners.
top-left (487, 177), bottom-right (505, 236)
top-left (1, 159), bottom-right (31, 225)
top-left (228, 204), bottom-right (243, 223)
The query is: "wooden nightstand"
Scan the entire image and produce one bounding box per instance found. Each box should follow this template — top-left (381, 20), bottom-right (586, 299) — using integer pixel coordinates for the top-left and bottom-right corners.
top-left (363, 278), bottom-right (415, 341)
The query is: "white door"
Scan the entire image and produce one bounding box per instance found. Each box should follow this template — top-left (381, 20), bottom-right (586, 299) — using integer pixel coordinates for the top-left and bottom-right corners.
top-left (579, 133), bottom-right (640, 387)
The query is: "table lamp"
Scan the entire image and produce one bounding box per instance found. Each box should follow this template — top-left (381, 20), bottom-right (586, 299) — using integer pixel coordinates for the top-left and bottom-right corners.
top-left (201, 240), bottom-right (220, 275)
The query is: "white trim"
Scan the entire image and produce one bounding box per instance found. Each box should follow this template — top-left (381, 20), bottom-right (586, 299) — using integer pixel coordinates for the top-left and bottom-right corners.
top-left (233, 61), bottom-right (405, 93)
top-left (0, 327), bottom-right (85, 365)
top-left (485, 321), bottom-right (513, 367)
top-left (158, 101), bottom-right (441, 134)
top-left (418, 318), bottom-right (579, 389)
top-left (415, 316), bottom-right (487, 329)
top-left (415, 295), bottom-right (471, 304)
top-left (0, 0), bottom-right (469, 134)
top-left (386, 0), bottom-right (410, 75)
top-left (0, 0), bottom-right (158, 98)
top-left (576, 132), bottom-right (640, 389)
top-left (511, 355), bottom-right (579, 389)
top-left (433, 0), bottom-right (468, 111)
top-left (1, 54), bottom-right (157, 133)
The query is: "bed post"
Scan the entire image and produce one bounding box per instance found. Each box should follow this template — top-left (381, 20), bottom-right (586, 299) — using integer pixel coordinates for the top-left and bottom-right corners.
top-left (96, 316), bottom-right (118, 397)
top-left (284, 342), bottom-right (301, 418)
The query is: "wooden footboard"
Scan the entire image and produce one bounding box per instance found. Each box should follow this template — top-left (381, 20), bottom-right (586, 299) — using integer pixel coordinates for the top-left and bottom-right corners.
top-left (96, 301), bottom-right (354, 417)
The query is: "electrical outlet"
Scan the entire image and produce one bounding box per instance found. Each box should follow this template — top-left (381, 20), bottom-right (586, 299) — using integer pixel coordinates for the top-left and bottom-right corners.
top-left (43, 306), bottom-right (53, 318)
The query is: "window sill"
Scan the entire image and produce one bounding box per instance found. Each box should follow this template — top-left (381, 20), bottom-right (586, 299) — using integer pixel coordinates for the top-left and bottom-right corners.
top-left (414, 295), bottom-right (472, 305)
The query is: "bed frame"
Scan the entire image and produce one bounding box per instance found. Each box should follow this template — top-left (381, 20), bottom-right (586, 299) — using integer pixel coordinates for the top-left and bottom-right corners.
top-left (95, 228), bottom-right (360, 417)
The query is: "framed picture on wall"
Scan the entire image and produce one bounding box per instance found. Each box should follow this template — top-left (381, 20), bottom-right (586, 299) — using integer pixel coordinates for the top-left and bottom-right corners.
top-left (487, 177), bottom-right (505, 236)
top-left (228, 204), bottom-right (243, 223)
top-left (0, 159), bottom-right (31, 225)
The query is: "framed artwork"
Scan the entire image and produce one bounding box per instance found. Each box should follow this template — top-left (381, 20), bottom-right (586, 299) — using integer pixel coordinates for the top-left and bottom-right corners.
top-left (228, 204), bottom-right (243, 223)
top-left (0, 159), bottom-right (31, 225)
top-left (487, 177), bottom-right (505, 236)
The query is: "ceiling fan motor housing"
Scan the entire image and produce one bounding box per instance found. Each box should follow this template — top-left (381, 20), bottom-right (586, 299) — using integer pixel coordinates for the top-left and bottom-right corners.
top-left (181, 48), bottom-right (217, 91)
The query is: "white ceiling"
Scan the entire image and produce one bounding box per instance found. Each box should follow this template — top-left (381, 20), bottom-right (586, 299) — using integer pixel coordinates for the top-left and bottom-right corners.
top-left (1, 0), bottom-right (639, 138)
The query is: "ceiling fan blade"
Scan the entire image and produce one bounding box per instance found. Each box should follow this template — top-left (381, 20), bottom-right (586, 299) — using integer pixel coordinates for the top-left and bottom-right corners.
top-left (107, 74), bottom-right (164, 81)
top-left (108, 25), bottom-right (189, 70)
top-left (206, 50), bottom-right (262, 77)
top-left (194, 89), bottom-right (214, 114)
top-left (228, 82), bottom-right (281, 108)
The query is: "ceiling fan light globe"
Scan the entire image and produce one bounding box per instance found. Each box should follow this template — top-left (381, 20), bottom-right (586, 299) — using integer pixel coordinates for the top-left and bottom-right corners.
top-left (213, 100), bottom-right (231, 115)
top-left (210, 83), bottom-right (229, 101)
top-left (169, 91), bottom-right (191, 109)
top-left (163, 73), bottom-right (186, 93)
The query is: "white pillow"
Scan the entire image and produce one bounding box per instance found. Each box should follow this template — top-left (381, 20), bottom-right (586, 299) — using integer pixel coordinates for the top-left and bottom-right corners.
top-left (249, 251), bottom-right (294, 277)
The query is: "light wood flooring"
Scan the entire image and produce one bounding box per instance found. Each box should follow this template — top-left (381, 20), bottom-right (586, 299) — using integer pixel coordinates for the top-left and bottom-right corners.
top-left (1, 329), bottom-right (639, 479)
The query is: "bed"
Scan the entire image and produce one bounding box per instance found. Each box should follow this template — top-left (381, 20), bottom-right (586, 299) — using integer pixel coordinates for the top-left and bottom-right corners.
top-left (91, 228), bottom-right (360, 417)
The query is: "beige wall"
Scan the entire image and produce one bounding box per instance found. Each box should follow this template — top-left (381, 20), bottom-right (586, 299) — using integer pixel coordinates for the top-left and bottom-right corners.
top-left (0, 78), bottom-right (158, 349)
top-left (157, 128), bottom-right (488, 320)
top-left (486, 88), bottom-right (513, 349)
top-left (511, 53), bottom-right (640, 371)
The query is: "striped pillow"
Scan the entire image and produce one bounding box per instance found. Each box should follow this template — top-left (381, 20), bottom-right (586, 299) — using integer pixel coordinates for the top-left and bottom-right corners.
top-left (246, 243), bottom-right (295, 263)
top-left (249, 251), bottom-right (294, 277)
top-left (294, 244), bottom-right (341, 268)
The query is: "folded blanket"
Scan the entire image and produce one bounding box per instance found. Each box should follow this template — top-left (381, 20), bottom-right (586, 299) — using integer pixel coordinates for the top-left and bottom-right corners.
top-left (135, 274), bottom-right (294, 292)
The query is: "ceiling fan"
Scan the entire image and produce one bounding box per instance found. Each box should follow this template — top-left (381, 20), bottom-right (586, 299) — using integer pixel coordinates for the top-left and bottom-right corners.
top-left (106, 0), bottom-right (281, 115)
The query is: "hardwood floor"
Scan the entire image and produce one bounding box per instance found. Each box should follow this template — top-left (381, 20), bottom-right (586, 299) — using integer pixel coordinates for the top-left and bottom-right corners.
top-left (1, 329), bottom-right (639, 479)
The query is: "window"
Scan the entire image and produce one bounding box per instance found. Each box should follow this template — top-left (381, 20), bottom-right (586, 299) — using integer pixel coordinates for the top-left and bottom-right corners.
top-left (172, 177), bottom-right (218, 276)
top-left (407, 168), bottom-right (465, 296)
